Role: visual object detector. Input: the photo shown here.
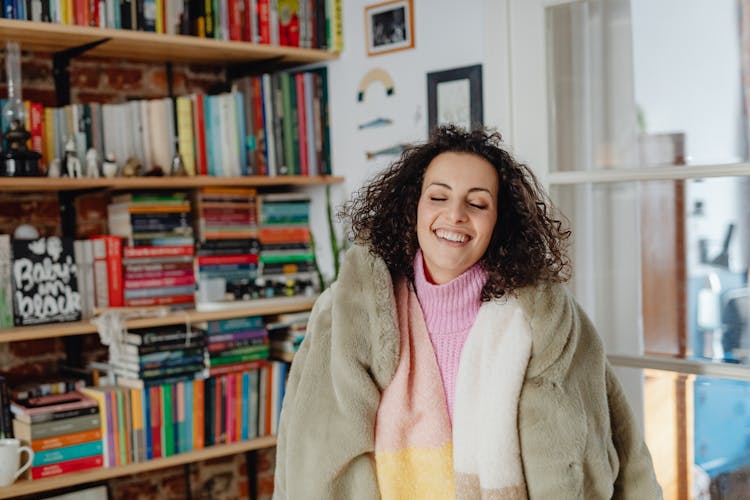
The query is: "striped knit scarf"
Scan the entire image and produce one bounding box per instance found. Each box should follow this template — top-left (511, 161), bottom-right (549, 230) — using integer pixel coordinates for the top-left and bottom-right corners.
top-left (374, 281), bottom-right (532, 499)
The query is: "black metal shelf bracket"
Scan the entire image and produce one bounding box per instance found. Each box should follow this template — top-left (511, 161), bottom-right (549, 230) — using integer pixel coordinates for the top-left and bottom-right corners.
top-left (52, 38), bottom-right (111, 106)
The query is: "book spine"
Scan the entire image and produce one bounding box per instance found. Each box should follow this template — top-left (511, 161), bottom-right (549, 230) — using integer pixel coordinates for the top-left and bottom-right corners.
top-left (31, 428), bottom-right (102, 452)
top-left (0, 377), bottom-right (13, 439)
top-left (33, 440), bottom-right (103, 466)
top-left (31, 454), bottom-right (104, 479)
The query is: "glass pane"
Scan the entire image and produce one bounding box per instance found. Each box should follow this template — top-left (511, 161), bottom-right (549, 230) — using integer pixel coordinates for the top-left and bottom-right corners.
top-left (616, 367), bottom-right (750, 499)
top-left (546, 0), bottom-right (744, 171)
top-left (551, 176), bottom-right (750, 363)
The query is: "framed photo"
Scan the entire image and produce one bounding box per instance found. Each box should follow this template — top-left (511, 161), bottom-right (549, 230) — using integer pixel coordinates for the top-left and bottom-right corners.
top-left (365, 0), bottom-right (415, 57)
top-left (426, 64), bottom-right (483, 134)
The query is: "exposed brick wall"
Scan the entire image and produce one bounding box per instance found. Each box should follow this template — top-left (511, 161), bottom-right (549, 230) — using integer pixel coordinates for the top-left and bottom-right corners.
top-left (0, 52), bottom-right (226, 107)
top-left (1, 51), bottom-right (277, 499)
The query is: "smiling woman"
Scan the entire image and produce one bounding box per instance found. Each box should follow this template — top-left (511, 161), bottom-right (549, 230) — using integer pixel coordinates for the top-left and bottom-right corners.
top-left (416, 152), bottom-right (498, 284)
top-left (273, 125), bottom-right (663, 500)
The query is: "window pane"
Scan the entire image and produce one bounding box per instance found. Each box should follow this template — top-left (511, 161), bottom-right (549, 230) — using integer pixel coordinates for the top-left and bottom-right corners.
top-left (546, 0), bottom-right (744, 172)
top-left (551, 177), bottom-right (750, 362)
top-left (616, 367), bottom-right (750, 499)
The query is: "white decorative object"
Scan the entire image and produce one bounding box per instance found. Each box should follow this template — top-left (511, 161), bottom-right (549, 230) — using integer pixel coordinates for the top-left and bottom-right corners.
top-left (85, 148), bottom-right (100, 178)
top-left (62, 137), bottom-right (82, 178)
top-left (47, 158), bottom-right (61, 178)
top-left (102, 152), bottom-right (118, 178)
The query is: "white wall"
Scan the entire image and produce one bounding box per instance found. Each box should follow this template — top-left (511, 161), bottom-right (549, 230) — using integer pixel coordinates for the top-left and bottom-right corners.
top-left (311, 0), bottom-right (510, 280)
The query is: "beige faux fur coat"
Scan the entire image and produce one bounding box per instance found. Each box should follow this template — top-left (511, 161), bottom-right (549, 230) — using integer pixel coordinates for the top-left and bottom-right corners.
top-left (274, 245), bottom-right (662, 499)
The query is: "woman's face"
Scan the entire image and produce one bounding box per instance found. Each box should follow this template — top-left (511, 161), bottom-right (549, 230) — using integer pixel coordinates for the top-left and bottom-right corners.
top-left (416, 152), bottom-right (499, 284)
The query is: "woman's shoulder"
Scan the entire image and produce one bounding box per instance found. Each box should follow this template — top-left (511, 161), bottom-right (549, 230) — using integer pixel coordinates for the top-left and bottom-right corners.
top-left (506, 282), bottom-right (594, 379)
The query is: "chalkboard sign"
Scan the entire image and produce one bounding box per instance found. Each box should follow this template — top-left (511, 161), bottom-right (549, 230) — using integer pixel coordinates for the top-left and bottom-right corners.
top-left (11, 237), bottom-right (82, 326)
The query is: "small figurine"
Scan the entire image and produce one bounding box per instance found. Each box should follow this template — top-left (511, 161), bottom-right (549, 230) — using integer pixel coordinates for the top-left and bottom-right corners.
top-left (170, 151), bottom-right (188, 176)
top-left (102, 152), bottom-right (118, 178)
top-left (47, 158), bottom-right (61, 178)
top-left (122, 156), bottom-right (143, 177)
top-left (62, 137), bottom-right (82, 178)
top-left (85, 148), bottom-right (100, 178)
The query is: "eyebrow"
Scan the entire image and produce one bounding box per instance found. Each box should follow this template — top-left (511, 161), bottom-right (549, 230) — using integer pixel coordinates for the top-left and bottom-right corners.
top-left (426, 182), bottom-right (493, 195)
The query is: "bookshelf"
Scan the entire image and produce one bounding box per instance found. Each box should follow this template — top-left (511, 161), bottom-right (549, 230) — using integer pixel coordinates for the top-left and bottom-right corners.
top-left (0, 175), bottom-right (344, 192)
top-left (0, 295), bottom-right (318, 343)
top-left (0, 19), bottom-right (337, 496)
top-left (0, 19), bottom-right (337, 65)
top-left (0, 436), bottom-right (277, 499)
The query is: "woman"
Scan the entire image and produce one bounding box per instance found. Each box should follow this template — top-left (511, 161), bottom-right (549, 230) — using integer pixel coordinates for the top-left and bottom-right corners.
top-left (274, 126), bottom-right (662, 499)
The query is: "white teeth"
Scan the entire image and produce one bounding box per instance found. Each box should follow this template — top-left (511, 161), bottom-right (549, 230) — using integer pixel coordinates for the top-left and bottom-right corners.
top-left (435, 230), bottom-right (469, 243)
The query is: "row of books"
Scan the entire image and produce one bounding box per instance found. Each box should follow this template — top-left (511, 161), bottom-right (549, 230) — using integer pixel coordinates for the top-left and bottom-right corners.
top-left (8, 362), bottom-right (286, 479)
top-left (2, 67), bottom-right (330, 179)
top-left (5, 314), bottom-right (303, 479)
top-left (2, 0), bottom-right (343, 50)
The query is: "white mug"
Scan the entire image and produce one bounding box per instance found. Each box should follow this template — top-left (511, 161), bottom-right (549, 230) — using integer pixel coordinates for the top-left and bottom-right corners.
top-left (0, 438), bottom-right (33, 487)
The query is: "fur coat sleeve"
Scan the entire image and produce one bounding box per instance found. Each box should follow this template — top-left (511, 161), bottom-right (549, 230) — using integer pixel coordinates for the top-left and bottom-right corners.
top-left (273, 246), bottom-right (400, 500)
top-left (517, 283), bottom-right (662, 499)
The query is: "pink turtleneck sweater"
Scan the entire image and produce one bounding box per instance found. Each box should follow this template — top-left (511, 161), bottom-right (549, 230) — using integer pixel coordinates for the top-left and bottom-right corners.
top-left (413, 250), bottom-right (487, 419)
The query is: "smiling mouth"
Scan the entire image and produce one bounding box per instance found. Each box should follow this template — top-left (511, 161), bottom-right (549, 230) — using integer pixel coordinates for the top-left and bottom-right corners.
top-left (434, 229), bottom-right (470, 243)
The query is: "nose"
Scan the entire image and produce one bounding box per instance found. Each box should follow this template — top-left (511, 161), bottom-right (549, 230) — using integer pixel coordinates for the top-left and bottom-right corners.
top-left (448, 200), bottom-right (467, 223)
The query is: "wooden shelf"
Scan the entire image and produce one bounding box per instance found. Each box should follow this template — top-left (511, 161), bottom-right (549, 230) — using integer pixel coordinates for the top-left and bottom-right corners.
top-left (0, 19), bottom-right (337, 65)
top-left (0, 436), bottom-right (276, 499)
top-left (0, 296), bottom-right (317, 342)
top-left (0, 175), bottom-right (343, 192)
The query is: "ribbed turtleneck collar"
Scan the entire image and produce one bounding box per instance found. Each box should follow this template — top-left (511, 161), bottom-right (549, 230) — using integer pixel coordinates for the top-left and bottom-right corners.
top-left (413, 250), bottom-right (487, 335)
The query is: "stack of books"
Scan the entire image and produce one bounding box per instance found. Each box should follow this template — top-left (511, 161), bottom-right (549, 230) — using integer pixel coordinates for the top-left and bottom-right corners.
top-left (267, 311), bottom-right (310, 359)
top-left (194, 187), bottom-right (261, 307)
top-left (257, 193), bottom-right (317, 298)
top-left (199, 317), bottom-right (269, 445)
top-left (11, 392), bottom-right (103, 479)
top-left (110, 326), bottom-right (208, 390)
top-left (107, 191), bottom-right (196, 309)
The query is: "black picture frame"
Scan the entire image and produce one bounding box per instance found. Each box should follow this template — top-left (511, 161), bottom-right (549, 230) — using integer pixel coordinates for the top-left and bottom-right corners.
top-left (426, 64), bottom-right (483, 134)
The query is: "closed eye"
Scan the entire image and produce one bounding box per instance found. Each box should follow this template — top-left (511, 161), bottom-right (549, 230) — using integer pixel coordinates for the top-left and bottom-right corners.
top-left (469, 203), bottom-right (487, 209)
top-left (430, 197), bottom-right (447, 201)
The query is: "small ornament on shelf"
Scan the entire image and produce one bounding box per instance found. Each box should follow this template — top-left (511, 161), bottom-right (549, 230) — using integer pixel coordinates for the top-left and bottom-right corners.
top-left (62, 137), bottom-right (82, 178)
top-left (1, 42), bottom-right (41, 177)
top-left (170, 151), bottom-right (188, 176)
top-left (85, 148), bottom-right (100, 178)
top-left (47, 158), bottom-right (61, 178)
top-left (102, 152), bottom-right (118, 178)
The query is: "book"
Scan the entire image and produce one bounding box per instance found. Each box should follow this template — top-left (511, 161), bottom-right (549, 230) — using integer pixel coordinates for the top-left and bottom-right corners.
top-left (30, 428), bottom-right (102, 452)
top-left (33, 440), bottom-right (103, 466)
top-left (11, 391), bottom-right (98, 418)
top-left (11, 237), bottom-right (82, 326)
top-left (13, 414), bottom-right (101, 441)
top-left (30, 454), bottom-right (104, 480)
top-left (0, 235), bottom-right (13, 328)
top-left (13, 404), bottom-right (99, 425)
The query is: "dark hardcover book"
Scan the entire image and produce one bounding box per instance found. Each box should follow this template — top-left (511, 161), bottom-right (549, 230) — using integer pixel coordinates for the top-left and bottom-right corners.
top-left (121, 338), bottom-right (208, 356)
top-left (120, 0), bottom-right (133, 28)
top-left (134, 0), bottom-right (144, 30)
top-left (40, 0), bottom-right (50, 21)
top-left (15, 405), bottom-right (99, 425)
top-left (204, 377), bottom-right (214, 446)
top-left (11, 237), bottom-right (81, 326)
top-left (314, 67), bottom-right (331, 175)
top-left (179, 0), bottom-right (191, 34)
top-left (314, 0), bottom-right (326, 49)
top-left (123, 327), bottom-right (205, 346)
top-left (0, 376), bottom-right (13, 438)
top-left (191, 0), bottom-right (206, 35)
top-left (197, 238), bottom-right (260, 252)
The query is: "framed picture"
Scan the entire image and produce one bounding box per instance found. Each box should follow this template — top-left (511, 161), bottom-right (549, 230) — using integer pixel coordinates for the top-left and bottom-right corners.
top-left (426, 64), bottom-right (483, 134)
top-left (365, 0), bottom-right (415, 57)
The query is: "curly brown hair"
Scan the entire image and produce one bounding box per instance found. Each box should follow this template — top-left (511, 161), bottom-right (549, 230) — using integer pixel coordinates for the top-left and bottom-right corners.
top-left (339, 125), bottom-right (571, 300)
